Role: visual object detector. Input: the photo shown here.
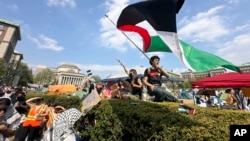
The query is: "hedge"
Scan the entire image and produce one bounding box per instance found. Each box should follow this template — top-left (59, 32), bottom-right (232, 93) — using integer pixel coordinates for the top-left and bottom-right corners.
top-left (76, 99), bottom-right (250, 141)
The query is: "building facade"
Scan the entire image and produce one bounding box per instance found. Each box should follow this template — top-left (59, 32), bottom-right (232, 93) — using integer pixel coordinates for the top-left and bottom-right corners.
top-left (56, 64), bottom-right (87, 86)
top-left (0, 19), bottom-right (21, 64)
top-left (181, 64), bottom-right (250, 82)
top-left (10, 51), bottom-right (23, 86)
top-left (239, 62), bottom-right (250, 73)
top-left (0, 19), bottom-right (23, 85)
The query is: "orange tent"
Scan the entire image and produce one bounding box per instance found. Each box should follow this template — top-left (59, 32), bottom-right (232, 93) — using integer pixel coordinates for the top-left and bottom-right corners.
top-left (76, 85), bottom-right (82, 90)
top-left (59, 84), bottom-right (77, 94)
top-left (48, 85), bottom-right (63, 93)
top-left (48, 84), bottom-right (77, 94)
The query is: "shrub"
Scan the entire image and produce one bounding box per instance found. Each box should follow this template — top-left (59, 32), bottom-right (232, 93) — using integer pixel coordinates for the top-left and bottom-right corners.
top-left (76, 99), bottom-right (250, 141)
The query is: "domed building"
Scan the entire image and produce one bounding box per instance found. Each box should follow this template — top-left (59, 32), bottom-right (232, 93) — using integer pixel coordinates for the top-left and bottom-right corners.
top-left (56, 63), bottom-right (87, 86)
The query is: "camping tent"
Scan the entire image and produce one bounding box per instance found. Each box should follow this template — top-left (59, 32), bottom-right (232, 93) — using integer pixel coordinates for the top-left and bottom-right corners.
top-left (192, 72), bottom-right (250, 88)
top-left (48, 84), bottom-right (77, 94)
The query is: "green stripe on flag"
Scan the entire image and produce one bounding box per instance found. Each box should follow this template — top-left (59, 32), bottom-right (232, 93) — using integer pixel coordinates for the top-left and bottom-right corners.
top-left (147, 36), bottom-right (172, 52)
top-left (179, 40), bottom-right (241, 72)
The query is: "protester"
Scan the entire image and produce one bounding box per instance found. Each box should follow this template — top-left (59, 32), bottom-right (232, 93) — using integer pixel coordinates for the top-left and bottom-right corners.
top-left (0, 90), bottom-right (9, 99)
top-left (42, 108), bottom-right (82, 141)
top-left (14, 97), bottom-right (48, 141)
top-left (87, 78), bottom-right (96, 94)
top-left (220, 88), bottom-right (235, 104)
top-left (117, 58), bottom-right (143, 99)
top-left (45, 103), bottom-right (66, 129)
top-left (117, 80), bottom-right (130, 99)
top-left (4, 89), bottom-right (12, 98)
top-left (109, 81), bottom-right (121, 99)
top-left (88, 83), bottom-right (95, 95)
top-left (14, 92), bottom-right (28, 115)
top-left (233, 88), bottom-right (249, 111)
top-left (95, 83), bottom-right (105, 95)
top-left (102, 86), bottom-right (112, 99)
top-left (0, 98), bottom-right (21, 141)
top-left (143, 55), bottom-right (178, 102)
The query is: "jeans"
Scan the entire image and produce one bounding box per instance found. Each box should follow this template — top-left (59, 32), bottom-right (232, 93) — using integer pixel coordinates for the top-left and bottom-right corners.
top-left (148, 86), bottom-right (179, 102)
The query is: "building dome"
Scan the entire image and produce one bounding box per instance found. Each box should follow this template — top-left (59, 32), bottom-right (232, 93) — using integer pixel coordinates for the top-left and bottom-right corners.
top-left (57, 63), bottom-right (80, 73)
top-left (57, 63), bottom-right (80, 70)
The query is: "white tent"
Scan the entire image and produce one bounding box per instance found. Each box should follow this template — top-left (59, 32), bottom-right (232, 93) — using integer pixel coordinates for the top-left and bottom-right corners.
top-left (27, 83), bottom-right (40, 88)
top-left (102, 66), bottom-right (146, 82)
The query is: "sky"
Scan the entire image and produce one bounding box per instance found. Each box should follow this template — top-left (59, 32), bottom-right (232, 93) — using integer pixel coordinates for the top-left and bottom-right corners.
top-left (0, 0), bottom-right (250, 79)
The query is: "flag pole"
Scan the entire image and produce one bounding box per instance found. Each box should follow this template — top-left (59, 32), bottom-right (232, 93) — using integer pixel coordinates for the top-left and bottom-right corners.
top-left (105, 14), bottom-right (150, 60)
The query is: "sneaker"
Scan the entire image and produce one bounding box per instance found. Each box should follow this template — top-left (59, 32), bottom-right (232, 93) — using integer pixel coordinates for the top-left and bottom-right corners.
top-left (189, 109), bottom-right (196, 115)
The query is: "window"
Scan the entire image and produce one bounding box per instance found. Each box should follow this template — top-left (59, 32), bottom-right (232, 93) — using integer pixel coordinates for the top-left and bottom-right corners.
top-left (10, 35), bottom-right (17, 48)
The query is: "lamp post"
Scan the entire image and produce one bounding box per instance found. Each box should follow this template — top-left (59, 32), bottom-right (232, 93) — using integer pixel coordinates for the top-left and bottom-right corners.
top-left (87, 70), bottom-right (92, 77)
top-left (85, 70), bottom-right (93, 89)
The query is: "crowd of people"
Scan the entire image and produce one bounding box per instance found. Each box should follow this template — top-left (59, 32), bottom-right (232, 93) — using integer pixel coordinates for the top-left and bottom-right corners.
top-left (88, 56), bottom-right (250, 114)
top-left (0, 84), bottom-right (82, 141)
top-left (89, 56), bottom-right (250, 114)
top-left (193, 87), bottom-right (250, 111)
top-left (92, 56), bottom-right (195, 115)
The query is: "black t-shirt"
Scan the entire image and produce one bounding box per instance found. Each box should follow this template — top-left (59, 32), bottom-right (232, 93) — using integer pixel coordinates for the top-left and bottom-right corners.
top-left (10, 93), bottom-right (18, 104)
top-left (88, 83), bottom-right (95, 94)
top-left (144, 68), bottom-right (162, 86)
top-left (127, 77), bottom-right (142, 95)
top-left (15, 99), bottom-right (28, 114)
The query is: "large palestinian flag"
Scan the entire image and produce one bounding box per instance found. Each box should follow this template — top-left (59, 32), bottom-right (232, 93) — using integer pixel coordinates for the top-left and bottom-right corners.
top-left (117, 0), bottom-right (241, 73)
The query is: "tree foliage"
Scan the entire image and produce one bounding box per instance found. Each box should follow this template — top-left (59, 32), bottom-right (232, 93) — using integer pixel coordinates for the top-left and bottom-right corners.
top-left (183, 81), bottom-right (191, 89)
top-left (18, 63), bottom-right (33, 86)
top-left (33, 68), bottom-right (56, 85)
top-left (0, 59), bottom-right (7, 79)
top-left (91, 75), bottom-right (101, 83)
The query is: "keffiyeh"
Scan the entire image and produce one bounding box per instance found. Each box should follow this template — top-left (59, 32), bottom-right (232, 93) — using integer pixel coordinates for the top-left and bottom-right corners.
top-left (42, 108), bottom-right (83, 141)
top-left (0, 97), bottom-right (21, 141)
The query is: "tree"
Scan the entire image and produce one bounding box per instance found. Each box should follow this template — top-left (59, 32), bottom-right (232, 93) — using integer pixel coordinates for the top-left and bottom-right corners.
top-left (0, 59), bottom-right (7, 85)
top-left (91, 75), bottom-right (101, 83)
top-left (33, 68), bottom-right (56, 85)
top-left (17, 63), bottom-right (33, 86)
top-left (183, 81), bottom-right (192, 90)
top-left (0, 59), bottom-right (7, 83)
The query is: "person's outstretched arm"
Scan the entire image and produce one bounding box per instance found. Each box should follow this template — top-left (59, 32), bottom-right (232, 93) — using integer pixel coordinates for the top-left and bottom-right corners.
top-left (26, 97), bottom-right (42, 107)
top-left (116, 58), bottom-right (129, 75)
